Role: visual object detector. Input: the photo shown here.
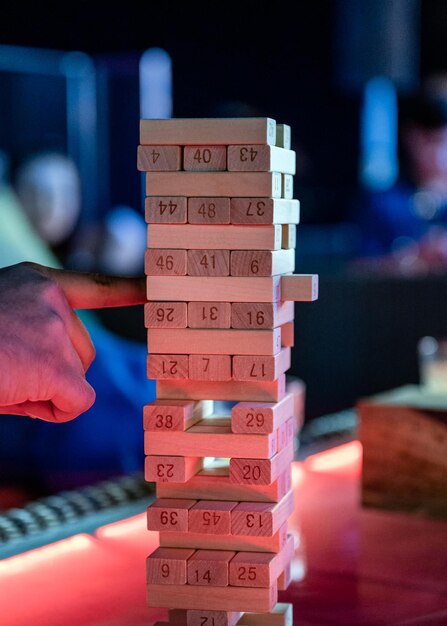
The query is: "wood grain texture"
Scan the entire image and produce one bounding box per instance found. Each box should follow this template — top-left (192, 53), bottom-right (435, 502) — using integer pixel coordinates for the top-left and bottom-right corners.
top-left (145, 249), bottom-right (187, 276)
top-left (184, 146), bottom-right (227, 171)
top-left (227, 145), bottom-right (295, 174)
top-left (189, 354), bottom-right (232, 381)
top-left (187, 610), bottom-right (242, 626)
top-left (232, 348), bottom-right (291, 382)
top-left (145, 455), bottom-right (204, 483)
top-left (230, 198), bottom-right (299, 225)
top-left (188, 250), bottom-right (230, 276)
top-left (144, 302), bottom-right (188, 329)
top-left (276, 124), bottom-right (291, 149)
top-left (231, 392), bottom-right (295, 434)
top-left (145, 196), bottom-right (187, 223)
top-left (143, 399), bottom-right (213, 432)
top-left (138, 145), bottom-right (182, 171)
top-left (228, 535), bottom-right (294, 588)
top-left (146, 547), bottom-right (195, 585)
top-left (159, 525), bottom-right (287, 553)
top-left (187, 550), bottom-right (235, 587)
top-left (188, 198), bottom-right (230, 224)
top-left (230, 249), bottom-right (295, 277)
top-left (147, 498), bottom-right (197, 532)
top-left (188, 302), bottom-right (231, 328)
top-left (280, 274), bottom-right (318, 301)
top-left (156, 375), bottom-right (286, 402)
top-left (189, 501), bottom-right (238, 535)
top-left (231, 301), bottom-right (294, 330)
top-left (229, 442), bottom-right (294, 485)
top-left (281, 224), bottom-right (296, 249)
top-left (231, 491), bottom-right (294, 537)
top-left (146, 172), bottom-right (282, 198)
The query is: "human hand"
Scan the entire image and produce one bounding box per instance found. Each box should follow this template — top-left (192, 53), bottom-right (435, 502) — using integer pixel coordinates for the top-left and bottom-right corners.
top-left (0, 262), bottom-right (146, 422)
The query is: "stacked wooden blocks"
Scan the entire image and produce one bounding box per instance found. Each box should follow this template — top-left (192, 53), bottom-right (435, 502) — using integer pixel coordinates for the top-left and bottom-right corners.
top-left (139, 118), bottom-right (318, 624)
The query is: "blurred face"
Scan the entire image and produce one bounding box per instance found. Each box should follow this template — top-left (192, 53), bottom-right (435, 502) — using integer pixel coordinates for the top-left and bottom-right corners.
top-left (16, 154), bottom-right (81, 244)
top-left (405, 125), bottom-right (447, 184)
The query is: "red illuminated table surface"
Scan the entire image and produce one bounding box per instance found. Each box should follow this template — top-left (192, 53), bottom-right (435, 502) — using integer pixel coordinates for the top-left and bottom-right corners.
top-left (1, 442), bottom-right (447, 626)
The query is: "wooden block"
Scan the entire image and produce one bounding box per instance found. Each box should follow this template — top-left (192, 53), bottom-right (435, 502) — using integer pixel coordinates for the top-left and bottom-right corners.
top-left (276, 124), bottom-right (291, 150)
top-left (238, 603), bottom-right (293, 626)
top-left (138, 145), bottom-right (182, 171)
top-left (188, 198), bottom-right (231, 224)
top-left (148, 328), bottom-right (281, 356)
top-left (146, 547), bottom-right (195, 585)
top-left (144, 302), bottom-right (188, 329)
top-left (281, 224), bottom-right (296, 249)
top-left (277, 564), bottom-right (292, 591)
top-left (160, 524), bottom-right (287, 553)
top-left (146, 581), bottom-right (278, 612)
top-left (280, 323), bottom-right (294, 348)
top-left (147, 224), bottom-right (282, 251)
top-left (184, 146), bottom-right (227, 171)
top-left (145, 455), bottom-right (204, 483)
top-left (146, 172), bottom-right (282, 198)
top-left (189, 501), bottom-right (238, 535)
top-left (188, 250), bottom-right (230, 277)
top-left (143, 399), bottom-right (213, 432)
top-left (231, 302), bottom-right (294, 330)
top-left (157, 375), bottom-right (286, 402)
top-left (189, 355), bottom-right (232, 381)
top-left (188, 302), bottom-right (231, 329)
top-left (145, 197), bottom-right (187, 223)
top-left (286, 376), bottom-right (306, 432)
top-left (280, 274), bottom-right (318, 301)
top-left (140, 118), bottom-right (276, 146)
top-left (147, 276), bottom-right (281, 303)
top-left (147, 498), bottom-right (197, 532)
top-left (232, 348), bottom-right (291, 382)
top-left (229, 442), bottom-right (294, 485)
top-left (230, 250), bottom-right (295, 277)
top-left (187, 550), bottom-right (235, 587)
top-left (282, 175), bottom-right (293, 199)
top-left (231, 491), bottom-right (294, 537)
top-left (228, 535), bottom-right (294, 587)
top-left (277, 417), bottom-right (296, 451)
top-left (145, 419), bottom-right (277, 459)
top-left (231, 198), bottom-right (299, 225)
top-left (227, 146), bottom-right (295, 175)
top-left (231, 393), bottom-right (294, 434)
top-left (147, 354), bottom-right (189, 380)
top-left (157, 464), bottom-right (292, 503)
top-left (145, 249), bottom-right (187, 276)
top-left (187, 610), bottom-right (242, 626)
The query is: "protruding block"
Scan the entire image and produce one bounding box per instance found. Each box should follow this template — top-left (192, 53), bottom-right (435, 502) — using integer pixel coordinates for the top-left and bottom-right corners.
top-left (187, 550), bottom-right (235, 587)
top-left (281, 322), bottom-right (294, 348)
top-left (231, 393), bottom-right (295, 434)
top-left (232, 348), bottom-right (291, 382)
top-left (189, 355), bottom-right (232, 381)
top-left (276, 124), bottom-right (291, 149)
top-left (147, 499), bottom-right (197, 532)
top-left (231, 491), bottom-right (295, 536)
top-left (184, 146), bottom-right (227, 171)
top-left (145, 249), bottom-right (187, 276)
top-left (157, 375), bottom-right (286, 402)
top-left (281, 224), bottom-right (296, 249)
top-left (231, 198), bottom-right (299, 225)
top-left (146, 547), bottom-right (195, 585)
top-left (230, 250), bottom-right (295, 277)
top-left (231, 301), bottom-right (294, 330)
top-left (146, 172), bottom-right (282, 198)
top-left (280, 274), bottom-right (318, 301)
top-left (188, 250), bottom-right (230, 277)
top-left (145, 455), bottom-right (203, 483)
top-left (229, 442), bottom-right (294, 485)
top-left (187, 610), bottom-right (242, 626)
top-left (282, 174), bottom-right (293, 199)
top-left (189, 501), bottom-right (238, 535)
top-left (188, 198), bottom-right (231, 224)
top-left (138, 145), bottom-right (182, 171)
top-left (227, 145), bottom-right (295, 174)
top-left (277, 564), bottom-right (292, 591)
top-left (144, 302), bottom-right (188, 329)
top-left (140, 118), bottom-right (276, 146)
top-left (147, 354), bottom-right (189, 380)
top-left (145, 196), bottom-right (187, 223)
top-left (229, 535), bottom-right (294, 588)
top-left (188, 302), bottom-right (231, 329)
top-left (143, 399), bottom-right (213, 432)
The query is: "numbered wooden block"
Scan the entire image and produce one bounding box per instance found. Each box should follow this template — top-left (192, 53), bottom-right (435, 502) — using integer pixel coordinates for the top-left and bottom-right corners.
top-left (231, 198), bottom-right (299, 225)
top-left (147, 224), bottom-right (282, 251)
top-left (231, 393), bottom-right (294, 434)
top-left (146, 547), bottom-right (195, 585)
top-left (145, 172), bottom-right (282, 198)
top-left (188, 302), bottom-right (231, 329)
top-left (231, 301), bottom-right (294, 330)
top-left (276, 124), bottom-right (291, 149)
top-left (147, 276), bottom-right (281, 304)
top-left (281, 322), bottom-right (294, 348)
top-left (188, 197), bottom-right (231, 224)
top-left (280, 274), bottom-right (319, 301)
top-left (228, 535), bottom-right (294, 588)
top-left (189, 501), bottom-right (238, 535)
top-left (230, 250), bottom-right (294, 277)
top-left (227, 145), bottom-right (295, 175)
top-left (184, 146), bottom-right (227, 171)
top-left (145, 197), bottom-right (187, 223)
top-left (144, 302), bottom-right (188, 329)
top-left (187, 550), bottom-right (235, 587)
top-left (145, 455), bottom-right (204, 483)
top-left (140, 118), bottom-right (276, 146)
top-left (138, 145), bottom-right (182, 171)
top-left (282, 174), bottom-right (293, 199)
top-left (281, 224), bottom-right (296, 249)
top-left (148, 328), bottom-right (281, 356)
top-left (189, 354), bottom-right (232, 381)
top-left (188, 250), bottom-right (230, 276)
top-left (232, 348), bottom-right (291, 382)
top-left (147, 499), bottom-right (197, 532)
top-left (143, 399), bottom-right (213, 432)
top-left (229, 442), bottom-right (294, 485)
top-left (187, 610), bottom-right (242, 626)
top-left (147, 354), bottom-right (189, 380)
top-left (156, 375), bottom-right (286, 402)
top-left (145, 249), bottom-right (187, 276)
top-left (231, 491), bottom-right (294, 537)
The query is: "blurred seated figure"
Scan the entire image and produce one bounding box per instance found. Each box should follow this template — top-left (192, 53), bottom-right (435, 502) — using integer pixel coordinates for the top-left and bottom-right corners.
top-left (352, 81), bottom-right (447, 275)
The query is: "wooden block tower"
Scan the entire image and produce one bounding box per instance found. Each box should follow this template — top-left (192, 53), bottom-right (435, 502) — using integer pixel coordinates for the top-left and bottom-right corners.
top-left (139, 118), bottom-right (318, 624)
